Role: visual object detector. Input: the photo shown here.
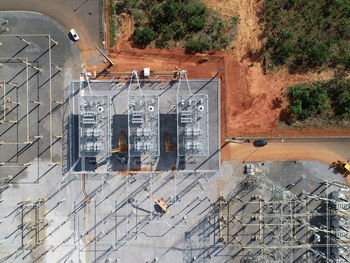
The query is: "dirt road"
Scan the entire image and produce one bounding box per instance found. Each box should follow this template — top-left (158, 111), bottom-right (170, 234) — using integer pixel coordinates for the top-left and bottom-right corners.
top-left (104, 49), bottom-right (224, 77)
top-left (201, 0), bottom-right (350, 138)
top-left (222, 141), bottom-right (350, 185)
top-left (101, 0), bottom-right (350, 138)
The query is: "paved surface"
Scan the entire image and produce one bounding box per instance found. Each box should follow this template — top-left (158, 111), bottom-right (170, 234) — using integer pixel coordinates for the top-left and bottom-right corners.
top-left (218, 161), bottom-right (349, 263)
top-left (1, 158), bottom-right (347, 262)
top-left (222, 140), bottom-right (350, 181)
top-left (0, 11), bottom-right (84, 263)
top-left (0, 0), bottom-right (104, 51)
top-left (0, 8), bottom-right (348, 263)
top-left (0, 12), bottom-right (81, 182)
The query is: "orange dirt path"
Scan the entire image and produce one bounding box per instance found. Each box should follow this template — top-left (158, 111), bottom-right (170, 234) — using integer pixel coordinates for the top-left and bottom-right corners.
top-left (97, 0), bottom-right (350, 139)
top-left (201, 0), bottom-right (350, 138)
top-left (221, 141), bottom-right (350, 186)
top-left (105, 49), bottom-right (224, 78)
top-left (94, 0), bottom-right (350, 186)
top-left (221, 142), bottom-right (350, 164)
top-left (97, 1), bottom-right (350, 138)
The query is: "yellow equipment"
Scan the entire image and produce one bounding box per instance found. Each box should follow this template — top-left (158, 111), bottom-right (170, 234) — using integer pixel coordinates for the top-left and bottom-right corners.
top-left (165, 133), bottom-right (176, 152)
top-left (330, 160), bottom-right (350, 177)
top-left (155, 198), bottom-right (169, 213)
top-left (111, 131), bottom-right (127, 153)
top-left (146, 191), bottom-right (169, 213)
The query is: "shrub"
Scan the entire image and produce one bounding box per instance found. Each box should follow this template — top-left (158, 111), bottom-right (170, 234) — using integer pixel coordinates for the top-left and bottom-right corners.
top-left (186, 39), bottom-right (210, 53)
top-left (326, 79), bottom-right (350, 118)
top-left (115, 0), bottom-right (129, 15)
top-left (188, 16), bottom-right (205, 31)
top-left (260, 0), bottom-right (350, 72)
top-left (288, 83), bottom-right (330, 119)
top-left (133, 27), bottom-right (157, 46)
top-left (287, 78), bottom-right (350, 121)
top-left (117, 0), bottom-right (239, 52)
top-left (110, 0), bottom-right (117, 47)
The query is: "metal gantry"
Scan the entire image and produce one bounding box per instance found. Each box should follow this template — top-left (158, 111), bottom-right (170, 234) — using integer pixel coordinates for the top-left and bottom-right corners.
top-left (127, 71), bottom-right (160, 162)
top-left (128, 95), bottom-right (160, 157)
top-left (72, 70), bottom-right (215, 172)
top-left (215, 175), bottom-right (350, 263)
top-left (176, 70), bottom-right (209, 157)
top-left (0, 58), bottom-right (29, 142)
top-left (79, 95), bottom-right (111, 158)
top-left (0, 34), bottom-right (59, 166)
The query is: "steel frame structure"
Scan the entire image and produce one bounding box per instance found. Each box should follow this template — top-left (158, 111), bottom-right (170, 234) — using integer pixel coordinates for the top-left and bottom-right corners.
top-left (128, 95), bottom-right (160, 158)
top-left (176, 71), bottom-right (209, 157)
top-left (127, 71), bottom-right (160, 167)
top-left (0, 34), bottom-right (58, 165)
top-left (69, 73), bottom-right (219, 174)
top-left (215, 176), bottom-right (350, 263)
top-left (177, 94), bottom-right (209, 157)
top-left (0, 58), bottom-right (30, 143)
top-left (79, 95), bottom-right (111, 158)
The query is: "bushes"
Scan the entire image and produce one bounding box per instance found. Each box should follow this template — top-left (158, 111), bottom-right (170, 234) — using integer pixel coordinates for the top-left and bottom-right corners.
top-left (288, 83), bottom-right (330, 119)
top-left (287, 79), bottom-right (350, 121)
top-left (188, 16), bottom-right (205, 31)
top-left (260, 0), bottom-right (350, 72)
top-left (186, 40), bottom-right (209, 53)
top-left (326, 79), bottom-right (350, 118)
top-left (109, 0), bottom-right (117, 47)
top-left (114, 0), bottom-right (239, 52)
top-left (133, 27), bottom-right (157, 46)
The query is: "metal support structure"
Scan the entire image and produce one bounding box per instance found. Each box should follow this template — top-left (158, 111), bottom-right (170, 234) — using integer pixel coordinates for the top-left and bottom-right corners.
top-left (127, 71), bottom-right (160, 169)
top-left (0, 34), bottom-right (56, 166)
top-left (16, 36), bottom-right (31, 45)
top-left (79, 94), bottom-right (111, 158)
top-left (48, 35), bottom-right (53, 163)
top-left (215, 175), bottom-right (350, 262)
top-left (0, 58), bottom-right (30, 143)
top-left (176, 70), bottom-right (209, 157)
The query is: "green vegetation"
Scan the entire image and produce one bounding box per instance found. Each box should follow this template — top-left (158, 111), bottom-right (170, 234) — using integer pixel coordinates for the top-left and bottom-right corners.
top-left (114, 0), bottom-right (239, 52)
top-left (109, 0), bottom-right (117, 47)
top-left (288, 83), bottom-right (330, 120)
top-left (287, 79), bottom-right (350, 121)
top-left (260, 0), bottom-right (350, 73)
top-left (133, 27), bottom-right (157, 46)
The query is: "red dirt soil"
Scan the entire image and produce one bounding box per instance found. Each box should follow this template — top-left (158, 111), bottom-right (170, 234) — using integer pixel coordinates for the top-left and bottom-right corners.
top-left (211, 0), bottom-right (350, 138)
top-left (90, 0), bottom-right (350, 140)
top-left (221, 141), bottom-right (350, 186)
top-left (88, 0), bottom-right (350, 186)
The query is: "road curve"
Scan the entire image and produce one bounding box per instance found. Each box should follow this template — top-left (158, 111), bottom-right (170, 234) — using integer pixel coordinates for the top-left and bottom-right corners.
top-left (0, 0), bottom-right (96, 51)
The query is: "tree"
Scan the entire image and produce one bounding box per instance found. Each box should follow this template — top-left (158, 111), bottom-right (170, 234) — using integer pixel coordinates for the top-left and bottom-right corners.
top-left (288, 83), bottom-right (330, 119)
top-left (133, 27), bottom-right (157, 46)
top-left (326, 79), bottom-right (350, 118)
top-left (188, 16), bottom-right (205, 31)
top-left (186, 39), bottom-right (209, 53)
top-left (115, 0), bottom-right (129, 15)
top-left (182, 1), bottom-right (207, 18)
top-left (290, 99), bottom-right (303, 116)
top-left (307, 43), bottom-right (329, 64)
